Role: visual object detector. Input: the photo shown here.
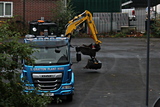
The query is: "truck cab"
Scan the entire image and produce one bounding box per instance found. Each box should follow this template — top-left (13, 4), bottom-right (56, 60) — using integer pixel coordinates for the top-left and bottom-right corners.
top-left (21, 20), bottom-right (74, 101)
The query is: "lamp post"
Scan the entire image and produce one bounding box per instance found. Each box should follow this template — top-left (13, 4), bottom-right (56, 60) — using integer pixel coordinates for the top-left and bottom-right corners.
top-left (146, 0), bottom-right (151, 106)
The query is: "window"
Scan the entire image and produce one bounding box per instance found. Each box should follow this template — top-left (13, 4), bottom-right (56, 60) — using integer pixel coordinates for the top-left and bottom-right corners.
top-left (0, 2), bottom-right (13, 17)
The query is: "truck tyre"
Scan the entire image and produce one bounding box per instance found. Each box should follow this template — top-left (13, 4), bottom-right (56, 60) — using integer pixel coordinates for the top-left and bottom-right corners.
top-left (66, 94), bottom-right (73, 102)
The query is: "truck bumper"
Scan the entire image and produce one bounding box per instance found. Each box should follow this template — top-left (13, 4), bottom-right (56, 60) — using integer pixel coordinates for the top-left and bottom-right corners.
top-left (23, 72), bottom-right (75, 96)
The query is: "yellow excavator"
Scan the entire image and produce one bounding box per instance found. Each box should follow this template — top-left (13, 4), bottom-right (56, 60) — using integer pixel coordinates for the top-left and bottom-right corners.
top-left (21, 10), bottom-right (101, 101)
top-left (65, 10), bottom-right (102, 69)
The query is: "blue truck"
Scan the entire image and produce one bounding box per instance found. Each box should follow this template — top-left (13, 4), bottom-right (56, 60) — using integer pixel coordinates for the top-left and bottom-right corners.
top-left (22, 26), bottom-right (74, 101)
top-left (21, 10), bottom-right (102, 101)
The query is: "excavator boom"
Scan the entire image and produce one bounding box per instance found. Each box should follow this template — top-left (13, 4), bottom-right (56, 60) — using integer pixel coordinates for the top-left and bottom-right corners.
top-left (65, 10), bottom-right (102, 44)
top-left (65, 10), bottom-right (102, 69)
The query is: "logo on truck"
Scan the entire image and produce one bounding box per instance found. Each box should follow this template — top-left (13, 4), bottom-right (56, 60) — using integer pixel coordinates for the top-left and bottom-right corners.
top-left (30, 67), bottom-right (64, 71)
top-left (41, 75), bottom-right (52, 78)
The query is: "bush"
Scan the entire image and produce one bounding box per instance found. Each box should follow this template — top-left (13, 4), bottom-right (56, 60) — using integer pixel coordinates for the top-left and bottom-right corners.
top-left (0, 19), bottom-right (51, 107)
top-left (51, 0), bottom-right (76, 34)
top-left (152, 20), bottom-right (160, 37)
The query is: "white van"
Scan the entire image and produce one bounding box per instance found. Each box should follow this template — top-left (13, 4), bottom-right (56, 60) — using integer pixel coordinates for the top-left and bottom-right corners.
top-left (122, 8), bottom-right (136, 21)
top-left (153, 4), bottom-right (160, 14)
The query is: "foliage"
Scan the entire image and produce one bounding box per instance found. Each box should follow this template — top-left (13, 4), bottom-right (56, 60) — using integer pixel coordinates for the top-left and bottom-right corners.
top-left (152, 20), bottom-right (160, 37)
top-left (51, 0), bottom-right (76, 34)
top-left (0, 17), bottom-right (28, 37)
top-left (0, 19), bottom-right (51, 107)
top-left (114, 32), bottom-right (126, 37)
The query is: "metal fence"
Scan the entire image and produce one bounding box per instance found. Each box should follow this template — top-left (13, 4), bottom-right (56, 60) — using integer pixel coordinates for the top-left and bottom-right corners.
top-left (91, 7), bottom-right (160, 35)
top-left (93, 12), bottom-right (129, 33)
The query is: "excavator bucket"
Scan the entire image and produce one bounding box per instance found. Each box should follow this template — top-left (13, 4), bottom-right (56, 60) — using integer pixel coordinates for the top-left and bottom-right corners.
top-left (75, 44), bottom-right (102, 69)
top-left (84, 58), bottom-right (102, 69)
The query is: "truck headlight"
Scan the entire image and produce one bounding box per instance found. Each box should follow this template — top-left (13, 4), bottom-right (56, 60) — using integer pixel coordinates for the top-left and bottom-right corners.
top-left (62, 85), bottom-right (72, 89)
top-left (25, 85), bottom-right (34, 90)
top-left (25, 86), bottom-right (34, 90)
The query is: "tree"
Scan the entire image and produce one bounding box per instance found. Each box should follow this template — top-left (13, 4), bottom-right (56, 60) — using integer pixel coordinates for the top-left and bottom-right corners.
top-left (51, 0), bottom-right (76, 34)
top-left (152, 20), bottom-right (160, 37)
top-left (0, 19), bottom-right (51, 107)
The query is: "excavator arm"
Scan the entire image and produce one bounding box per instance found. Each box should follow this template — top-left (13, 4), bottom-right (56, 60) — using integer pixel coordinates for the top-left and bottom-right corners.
top-left (65, 10), bottom-right (102, 69)
top-left (65, 10), bottom-right (102, 44)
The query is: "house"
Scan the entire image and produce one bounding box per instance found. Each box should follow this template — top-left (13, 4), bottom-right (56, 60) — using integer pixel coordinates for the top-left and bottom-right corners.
top-left (0, 0), bottom-right (58, 23)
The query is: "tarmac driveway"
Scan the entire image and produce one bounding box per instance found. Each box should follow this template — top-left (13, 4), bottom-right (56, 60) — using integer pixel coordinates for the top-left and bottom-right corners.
top-left (48, 38), bottom-right (160, 107)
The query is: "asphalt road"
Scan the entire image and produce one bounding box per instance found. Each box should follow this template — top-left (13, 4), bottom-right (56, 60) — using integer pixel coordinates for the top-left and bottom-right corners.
top-left (48, 38), bottom-right (160, 107)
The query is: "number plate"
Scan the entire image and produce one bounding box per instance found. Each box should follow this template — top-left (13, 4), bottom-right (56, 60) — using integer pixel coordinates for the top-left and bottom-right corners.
top-left (41, 93), bottom-right (54, 96)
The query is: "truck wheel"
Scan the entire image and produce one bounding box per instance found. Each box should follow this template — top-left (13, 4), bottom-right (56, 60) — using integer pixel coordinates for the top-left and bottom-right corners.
top-left (66, 94), bottom-right (73, 102)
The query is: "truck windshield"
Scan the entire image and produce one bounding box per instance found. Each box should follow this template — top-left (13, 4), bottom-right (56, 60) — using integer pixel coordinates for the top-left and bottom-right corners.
top-left (31, 45), bottom-right (69, 65)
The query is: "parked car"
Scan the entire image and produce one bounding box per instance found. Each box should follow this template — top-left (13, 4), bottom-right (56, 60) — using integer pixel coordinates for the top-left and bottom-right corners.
top-left (153, 4), bottom-right (160, 15)
top-left (122, 8), bottom-right (136, 21)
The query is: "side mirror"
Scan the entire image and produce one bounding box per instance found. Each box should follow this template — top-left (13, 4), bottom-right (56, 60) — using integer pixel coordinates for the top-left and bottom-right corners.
top-left (76, 53), bottom-right (81, 62)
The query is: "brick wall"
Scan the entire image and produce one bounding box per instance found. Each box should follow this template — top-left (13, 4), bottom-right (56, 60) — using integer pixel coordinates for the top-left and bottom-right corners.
top-left (13, 0), bottom-right (23, 20)
top-left (0, 0), bottom-right (57, 23)
top-left (25, 0), bottom-right (56, 22)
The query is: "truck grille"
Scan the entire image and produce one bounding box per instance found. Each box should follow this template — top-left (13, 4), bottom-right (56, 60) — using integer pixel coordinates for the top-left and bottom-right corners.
top-left (32, 73), bottom-right (62, 91)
